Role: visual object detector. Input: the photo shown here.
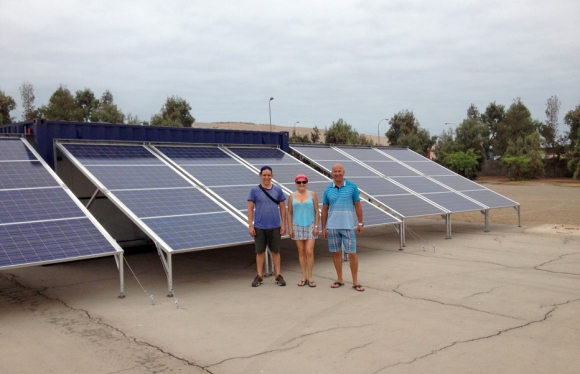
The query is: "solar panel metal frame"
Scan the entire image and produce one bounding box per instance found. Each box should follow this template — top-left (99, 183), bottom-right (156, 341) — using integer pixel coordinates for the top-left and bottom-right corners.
top-left (56, 141), bottom-right (251, 253)
top-left (0, 136), bottom-right (124, 296)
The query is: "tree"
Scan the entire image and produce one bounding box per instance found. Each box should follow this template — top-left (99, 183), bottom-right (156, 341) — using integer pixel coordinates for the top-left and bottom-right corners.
top-left (501, 131), bottom-right (545, 180)
top-left (125, 113), bottom-right (143, 125)
top-left (39, 85), bottom-right (84, 121)
top-left (290, 130), bottom-right (311, 143)
top-left (494, 98), bottom-right (536, 156)
top-left (564, 102), bottom-right (580, 149)
top-left (539, 95), bottom-right (564, 174)
top-left (0, 88), bottom-right (17, 125)
top-left (310, 125), bottom-right (321, 144)
top-left (481, 101), bottom-right (506, 149)
top-left (455, 118), bottom-right (490, 159)
top-left (90, 90), bottom-right (125, 124)
top-left (467, 103), bottom-right (480, 119)
top-left (19, 82), bottom-right (39, 120)
top-left (75, 88), bottom-right (99, 121)
top-left (386, 109), bottom-right (417, 145)
top-left (150, 96), bottom-right (195, 127)
top-left (386, 110), bottom-right (434, 155)
top-left (566, 132), bottom-right (580, 179)
top-left (325, 118), bottom-right (369, 144)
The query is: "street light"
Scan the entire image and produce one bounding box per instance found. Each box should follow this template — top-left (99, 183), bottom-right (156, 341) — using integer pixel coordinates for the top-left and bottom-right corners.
top-left (293, 121), bottom-right (299, 134)
top-left (445, 122), bottom-right (456, 127)
top-left (269, 97), bottom-right (274, 132)
top-left (377, 118), bottom-right (388, 145)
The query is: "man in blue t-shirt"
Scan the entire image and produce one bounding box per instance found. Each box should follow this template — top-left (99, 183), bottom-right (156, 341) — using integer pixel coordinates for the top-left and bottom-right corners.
top-left (247, 166), bottom-right (287, 287)
top-left (321, 163), bottom-right (365, 292)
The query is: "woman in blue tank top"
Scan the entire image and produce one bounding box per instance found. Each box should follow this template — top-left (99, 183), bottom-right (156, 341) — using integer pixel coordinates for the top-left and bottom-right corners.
top-left (287, 174), bottom-right (320, 287)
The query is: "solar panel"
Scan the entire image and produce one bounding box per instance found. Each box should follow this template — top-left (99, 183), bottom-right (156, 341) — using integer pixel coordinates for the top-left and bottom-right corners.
top-left (401, 161), bottom-right (456, 176)
top-left (373, 195), bottom-right (446, 218)
top-left (0, 138), bottom-right (121, 270)
top-left (182, 165), bottom-right (259, 186)
top-left (347, 177), bottom-right (410, 196)
top-left (430, 176), bottom-right (486, 191)
top-left (421, 192), bottom-right (484, 213)
top-left (155, 146), bottom-right (235, 164)
top-left (376, 148), bottom-right (428, 161)
top-left (460, 189), bottom-right (518, 209)
top-left (390, 177), bottom-right (451, 194)
top-left (59, 143), bottom-right (252, 253)
top-left (361, 161), bottom-right (421, 177)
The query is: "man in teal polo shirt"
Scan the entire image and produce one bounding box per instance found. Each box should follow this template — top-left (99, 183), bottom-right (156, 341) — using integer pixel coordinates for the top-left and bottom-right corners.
top-left (321, 163), bottom-right (365, 292)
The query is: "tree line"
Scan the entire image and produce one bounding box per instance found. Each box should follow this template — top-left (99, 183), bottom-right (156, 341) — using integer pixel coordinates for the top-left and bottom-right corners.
top-left (0, 83), bottom-right (195, 127)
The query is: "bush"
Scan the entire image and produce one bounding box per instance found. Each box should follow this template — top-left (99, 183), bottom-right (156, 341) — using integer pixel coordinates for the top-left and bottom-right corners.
top-left (444, 149), bottom-right (480, 179)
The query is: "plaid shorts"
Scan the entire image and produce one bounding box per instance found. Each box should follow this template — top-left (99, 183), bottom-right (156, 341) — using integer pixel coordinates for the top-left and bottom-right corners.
top-left (327, 229), bottom-right (356, 253)
top-left (292, 221), bottom-right (318, 240)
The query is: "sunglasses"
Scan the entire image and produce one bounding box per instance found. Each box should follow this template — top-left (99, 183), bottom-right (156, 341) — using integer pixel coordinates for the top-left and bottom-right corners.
top-left (296, 181), bottom-right (307, 185)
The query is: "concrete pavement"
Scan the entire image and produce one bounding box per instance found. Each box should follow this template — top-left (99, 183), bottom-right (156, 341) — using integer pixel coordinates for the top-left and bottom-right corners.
top-left (1, 219), bottom-right (579, 373)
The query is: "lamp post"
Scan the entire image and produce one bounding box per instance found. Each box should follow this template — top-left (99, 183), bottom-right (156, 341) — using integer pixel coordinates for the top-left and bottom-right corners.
top-left (269, 97), bottom-right (274, 132)
top-left (377, 118), bottom-right (388, 145)
top-left (293, 121), bottom-right (299, 134)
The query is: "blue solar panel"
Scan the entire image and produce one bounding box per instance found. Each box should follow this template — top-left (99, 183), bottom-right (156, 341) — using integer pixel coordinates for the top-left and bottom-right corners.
top-left (142, 213), bottom-right (251, 251)
top-left (182, 165), bottom-right (259, 186)
top-left (403, 161), bottom-right (456, 176)
top-left (430, 176), bottom-right (486, 191)
top-left (421, 192), bottom-right (484, 212)
top-left (362, 161), bottom-right (421, 177)
top-left (87, 165), bottom-right (192, 190)
top-left (229, 147), bottom-right (296, 163)
top-left (335, 147), bottom-right (381, 160)
top-left (112, 188), bottom-right (223, 217)
top-left (348, 177), bottom-right (409, 196)
top-left (313, 160), bottom-right (378, 177)
top-left (63, 144), bottom-right (163, 165)
top-left (0, 218), bottom-right (117, 267)
top-left (0, 162), bottom-right (61, 189)
top-left (264, 164), bottom-right (329, 184)
top-left (0, 138), bottom-right (36, 160)
top-left (390, 177), bottom-right (451, 194)
top-left (207, 186), bottom-right (252, 210)
top-left (374, 195), bottom-right (446, 218)
top-left (291, 146), bottom-right (351, 161)
top-left (377, 148), bottom-right (428, 161)
top-left (155, 146), bottom-right (235, 164)
top-left (0, 188), bottom-right (86, 224)
top-left (460, 189), bottom-right (517, 209)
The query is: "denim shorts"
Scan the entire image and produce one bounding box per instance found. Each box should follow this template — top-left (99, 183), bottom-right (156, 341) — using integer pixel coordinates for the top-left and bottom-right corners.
top-left (327, 229), bottom-right (356, 253)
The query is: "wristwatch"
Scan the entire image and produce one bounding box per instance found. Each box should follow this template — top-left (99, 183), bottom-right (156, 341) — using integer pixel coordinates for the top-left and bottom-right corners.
top-left (358, 223), bottom-right (364, 227)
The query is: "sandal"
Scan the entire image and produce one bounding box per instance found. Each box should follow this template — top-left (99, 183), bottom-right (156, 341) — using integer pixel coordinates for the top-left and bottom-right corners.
top-left (353, 284), bottom-right (365, 292)
top-left (298, 280), bottom-right (307, 287)
top-left (331, 281), bottom-right (344, 288)
top-left (308, 280), bottom-right (316, 288)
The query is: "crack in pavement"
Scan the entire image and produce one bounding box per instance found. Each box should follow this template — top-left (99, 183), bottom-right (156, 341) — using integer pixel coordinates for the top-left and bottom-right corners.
top-left (205, 341), bottom-right (304, 369)
top-left (345, 342), bottom-right (373, 355)
top-left (372, 297), bottom-right (580, 373)
top-left (534, 252), bottom-right (580, 276)
top-left (282, 323), bottom-right (376, 346)
top-left (461, 286), bottom-right (503, 299)
top-left (5, 275), bottom-right (215, 374)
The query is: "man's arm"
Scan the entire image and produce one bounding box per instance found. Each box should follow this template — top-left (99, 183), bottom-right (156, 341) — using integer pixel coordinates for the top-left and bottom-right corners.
top-left (247, 201), bottom-right (256, 237)
top-left (321, 204), bottom-right (329, 239)
top-left (279, 201), bottom-right (287, 236)
top-left (354, 200), bottom-right (363, 234)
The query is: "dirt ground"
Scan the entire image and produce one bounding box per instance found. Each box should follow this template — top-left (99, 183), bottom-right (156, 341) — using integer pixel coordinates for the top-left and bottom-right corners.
top-left (441, 176), bottom-right (580, 227)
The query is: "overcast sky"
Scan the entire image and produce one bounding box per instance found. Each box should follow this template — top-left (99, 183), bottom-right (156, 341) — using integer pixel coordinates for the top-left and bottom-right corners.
top-left (1, 0), bottom-right (579, 137)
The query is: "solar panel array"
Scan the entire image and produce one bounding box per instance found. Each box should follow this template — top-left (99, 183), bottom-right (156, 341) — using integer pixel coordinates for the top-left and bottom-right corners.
top-left (58, 143), bottom-right (252, 252)
top-left (291, 145), bottom-right (518, 219)
top-left (0, 138), bottom-right (121, 270)
top-left (226, 147), bottom-right (401, 227)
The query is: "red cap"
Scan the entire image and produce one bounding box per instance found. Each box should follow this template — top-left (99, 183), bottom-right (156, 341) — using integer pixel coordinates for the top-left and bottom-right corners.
top-left (294, 174), bottom-right (308, 182)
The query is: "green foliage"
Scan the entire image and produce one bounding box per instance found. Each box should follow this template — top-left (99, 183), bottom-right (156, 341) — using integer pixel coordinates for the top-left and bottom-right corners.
top-left (290, 129), bottom-right (311, 143)
top-left (397, 127), bottom-right (435, 156)
top-left (150, 96), bottom-right (194, 127)
top-left (89, 90), bottom-right (125, 124)
top-left (566, 132), bottom-right (580, 179)
top-left (310, 125), bottom-right (321, 144)
top-left (0, 88), bottom-right (17, 125)
top-left (564, 102), bottom-right (580, 148)
top-left (325, 118), bottom-right (371, 145)
top-left (386, 109), bottom-right (417, 145)
top-left (75, 88), bottom-right (99, 121)
top-left (455, 117), bottom-right (490, 157)
top-left (39, 85), bottom-right (84, 121)
top-left (494, 98), bottom-right (536, 156)
top-left (125, 113), bottom-right (143, 125)
top-left (481, 101), bottom-right (506, 140)
top-left (444, 149), bottom-right (480, 179)
top-left (501, 131), bottom-right (545, 180)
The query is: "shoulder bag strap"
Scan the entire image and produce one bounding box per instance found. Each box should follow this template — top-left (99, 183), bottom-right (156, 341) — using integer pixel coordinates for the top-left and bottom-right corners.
top-left (258, 184), bottom-right (280, 204)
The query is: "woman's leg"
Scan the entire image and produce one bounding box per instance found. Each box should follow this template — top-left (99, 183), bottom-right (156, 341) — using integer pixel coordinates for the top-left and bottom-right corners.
top-left (306, 239), bottom-right (315, 283)
top-left (296, 240), bottom-right (307, 283)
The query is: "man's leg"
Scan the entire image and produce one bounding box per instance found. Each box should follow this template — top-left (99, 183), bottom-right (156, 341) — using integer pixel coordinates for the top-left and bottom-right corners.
top-left (256, 252), bottom-right (265, 278)
top-left (272, 252), bottom-right (281, 276)
top-left (349, 253), bottom-right (359, 285)
top-left (332, 251), bottom-right (343, 284)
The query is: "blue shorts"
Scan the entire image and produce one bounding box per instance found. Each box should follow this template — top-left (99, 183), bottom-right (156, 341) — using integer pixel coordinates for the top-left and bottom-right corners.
top-left (327, 229), bottom-right (356, 253)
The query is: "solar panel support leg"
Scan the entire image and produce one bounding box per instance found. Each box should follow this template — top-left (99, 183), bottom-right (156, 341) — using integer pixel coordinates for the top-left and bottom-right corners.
top-left (342, 243), bottom-right (348, 262)
top-left (398, 223), bottom-right (404, 250)
top-left (516, 206), bottom-right (521, 227)
top-left (443, 214), bottom-right (452, 239)
top-left (157, 249), bottom-right (174, 297)
top-left (483, 210), bottom-right (490, 232)
top-left (117, 252), bottom-right (125, 298)
top-left (402, 221), bottom-right (406, 247)
top-left (86, 188), bottom-right (100, 210)
top-left (264, 246), bottom-right (274, 277)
